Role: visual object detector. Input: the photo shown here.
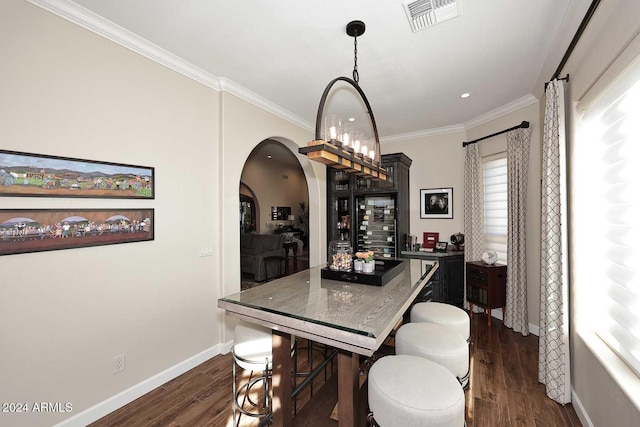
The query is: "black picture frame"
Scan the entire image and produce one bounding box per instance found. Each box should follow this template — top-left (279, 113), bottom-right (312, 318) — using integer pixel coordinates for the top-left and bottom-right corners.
top-left (0, 149), bottom-right (154, 199)
top-left (434, 241), bottom-right (448, 252)
top-left (420, 188), bottom-right (453, 219)
top-left (0, 208), bottom-right (154, 256)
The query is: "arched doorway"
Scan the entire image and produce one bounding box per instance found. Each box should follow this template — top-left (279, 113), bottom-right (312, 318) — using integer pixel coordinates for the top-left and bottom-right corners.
top-left (239, 139), bottom-right (310, 285)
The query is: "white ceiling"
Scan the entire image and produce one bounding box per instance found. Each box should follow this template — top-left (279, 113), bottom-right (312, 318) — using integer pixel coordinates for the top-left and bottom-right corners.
top-left (60, 0), bottom-right (583, 140)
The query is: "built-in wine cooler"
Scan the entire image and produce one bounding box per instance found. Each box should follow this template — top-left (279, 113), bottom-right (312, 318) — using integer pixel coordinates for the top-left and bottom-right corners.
top-left (356, 194), bottom-right (397, 258)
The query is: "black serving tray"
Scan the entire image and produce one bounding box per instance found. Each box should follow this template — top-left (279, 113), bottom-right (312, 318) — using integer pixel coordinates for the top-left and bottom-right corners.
top-left (321, 259), bottom-right (406, 286)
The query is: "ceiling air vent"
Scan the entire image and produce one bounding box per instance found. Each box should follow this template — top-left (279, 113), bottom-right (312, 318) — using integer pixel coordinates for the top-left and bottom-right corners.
top-left (403, 0), bottom-right (459, 32)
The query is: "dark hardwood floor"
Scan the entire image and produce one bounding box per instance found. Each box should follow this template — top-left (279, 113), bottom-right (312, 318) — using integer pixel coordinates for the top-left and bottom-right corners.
top-left (90, 298), bottom-right (582, 426)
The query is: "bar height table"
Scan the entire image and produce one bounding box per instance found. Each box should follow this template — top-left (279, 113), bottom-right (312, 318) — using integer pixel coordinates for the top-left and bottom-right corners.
top-left (218, 258), bottom-right (437, 427)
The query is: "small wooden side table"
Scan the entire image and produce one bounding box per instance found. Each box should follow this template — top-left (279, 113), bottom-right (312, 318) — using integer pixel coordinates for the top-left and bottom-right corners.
top-left (264, 255), bottom-right (285, 282)
top-left (466, 261), bottom-right (507, 326)
top-left (283, 240), bottom-right (298, 264)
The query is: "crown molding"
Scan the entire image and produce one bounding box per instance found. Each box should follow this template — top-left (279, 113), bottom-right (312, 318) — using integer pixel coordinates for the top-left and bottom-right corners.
top-left (463, 94), bottom-right (539, 129)
top-left (380, 94), bottom-right (539, 143)
top-left (381, 124), bottom-right (466, 143)
top-left (218, 78), bottom-right (313, 131)
top-left (26, 0), bottom-right (313, 132)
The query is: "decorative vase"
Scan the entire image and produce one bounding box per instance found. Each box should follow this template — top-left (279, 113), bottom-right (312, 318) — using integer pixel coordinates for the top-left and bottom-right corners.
top-left (362, 261), bottom-right (375, 273)
top-left (353, 259), bottom-right (364, 272)
top-left (481, 250), bottom-right (498, 265)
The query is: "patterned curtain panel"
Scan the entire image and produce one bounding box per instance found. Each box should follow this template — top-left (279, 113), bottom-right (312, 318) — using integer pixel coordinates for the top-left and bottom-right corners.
top-left (539, 79), bottom-right (571, 404)
top-left (464, 144), bottom-right (484, 310)
top-left (504, 127), bottom-right (531, 335)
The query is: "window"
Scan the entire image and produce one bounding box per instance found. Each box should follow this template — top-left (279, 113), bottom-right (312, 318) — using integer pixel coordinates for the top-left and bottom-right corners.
top-left (482, 155), bottom-right (508, 264)
top-left (576, 65), bottom-right (640, 377)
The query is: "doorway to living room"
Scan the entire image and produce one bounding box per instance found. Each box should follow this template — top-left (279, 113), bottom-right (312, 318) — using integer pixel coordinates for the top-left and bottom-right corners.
top-left (239, 138), bottom-right (309, 288)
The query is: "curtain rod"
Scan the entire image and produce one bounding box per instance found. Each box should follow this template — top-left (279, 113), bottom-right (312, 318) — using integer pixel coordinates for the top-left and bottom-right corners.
top-left (548, 0), bottom-right (601, 82)
top-left (462, 121), bottom-right (529, 147)
top-left (545, 74), bottom-right (570, 90)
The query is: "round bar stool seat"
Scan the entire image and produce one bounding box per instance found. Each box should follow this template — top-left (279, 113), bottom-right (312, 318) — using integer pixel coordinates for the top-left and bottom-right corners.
top-left (232, 322), bottom-right (274, 426)
top-left (410, 302), bottom-right (470, 342)
top-left (234, 322), bottom-right (273, 370)
top-left (395, 322), bottom-right (470, 388)
top-left (368, 355), bottom-right (465, 427)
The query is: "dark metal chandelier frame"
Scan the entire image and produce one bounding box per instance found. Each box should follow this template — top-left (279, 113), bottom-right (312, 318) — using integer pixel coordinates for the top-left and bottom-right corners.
top-left (299, 20), bottom-right (387, 181)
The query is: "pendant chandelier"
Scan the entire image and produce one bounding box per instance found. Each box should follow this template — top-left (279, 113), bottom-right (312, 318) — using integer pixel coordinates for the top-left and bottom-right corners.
top-left (299, 20), bottom-right (387, 181)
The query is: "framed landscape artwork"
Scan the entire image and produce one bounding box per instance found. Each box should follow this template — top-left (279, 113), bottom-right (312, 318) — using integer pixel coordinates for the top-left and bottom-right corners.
top-left (0, 208), bottom-right (154, 256)
top-left (0, 149), bottom-right (154, 199)
top-left (420, 187), bottom-right (453, 219)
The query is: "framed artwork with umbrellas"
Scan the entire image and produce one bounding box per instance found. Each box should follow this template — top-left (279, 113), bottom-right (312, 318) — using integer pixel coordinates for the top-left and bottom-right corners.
top-left (0, 208), bottom-right (154, 256)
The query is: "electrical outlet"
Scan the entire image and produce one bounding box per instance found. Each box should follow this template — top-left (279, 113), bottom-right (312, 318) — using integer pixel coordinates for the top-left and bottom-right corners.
top-left (114, 354), bottom-right (126, 374)
top-left (198, 246), bottom-right (213, 257)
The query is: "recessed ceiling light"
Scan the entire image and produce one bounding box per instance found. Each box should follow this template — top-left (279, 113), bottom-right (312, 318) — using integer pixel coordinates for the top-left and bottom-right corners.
top-left (267, 155), bottom-right (272, 159)
top-left (348, 117), bottom-right (356, 122)
top-left (460, 93), bottom-right (470, 99)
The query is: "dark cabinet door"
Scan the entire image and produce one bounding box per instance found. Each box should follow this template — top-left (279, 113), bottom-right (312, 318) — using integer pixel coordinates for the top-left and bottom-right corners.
top-left (402, 253), bottom-right (464, 308)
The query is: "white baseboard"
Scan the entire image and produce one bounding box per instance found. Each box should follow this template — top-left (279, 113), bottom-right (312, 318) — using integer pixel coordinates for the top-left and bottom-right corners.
top-left (571, 387), bottom-right (594, 427)
top-left (54, 340), bottom-right (234, 427)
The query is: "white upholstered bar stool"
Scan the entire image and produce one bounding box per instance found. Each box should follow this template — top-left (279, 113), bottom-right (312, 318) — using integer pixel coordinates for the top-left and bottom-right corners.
top-left (368, 355), bottom-right (465, 427)
top-left (410, 302), bottom-right (470, 343)
top-left (231, 321), bottom-right (274, 427)
top-left (395, 322), bottom-right (470, 388)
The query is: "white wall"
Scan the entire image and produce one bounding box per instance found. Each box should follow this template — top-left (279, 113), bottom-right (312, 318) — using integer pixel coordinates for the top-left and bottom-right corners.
top-left (381, 131), bottom-right (466, 243)
top-left (0, 2), bottom-right (318, 426)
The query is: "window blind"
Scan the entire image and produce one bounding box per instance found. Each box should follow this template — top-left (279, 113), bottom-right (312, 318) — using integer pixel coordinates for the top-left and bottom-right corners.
top-left (483, 156), bottom-right (507, 264)
top-left (582, 73), bottom-right (640, 377)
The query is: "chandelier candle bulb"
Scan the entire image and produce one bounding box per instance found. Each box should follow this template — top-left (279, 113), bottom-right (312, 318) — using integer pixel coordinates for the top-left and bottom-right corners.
top-left (342, 132), bottom-right (350, 148)
top-left (325, 113), bottom-right (342, 145)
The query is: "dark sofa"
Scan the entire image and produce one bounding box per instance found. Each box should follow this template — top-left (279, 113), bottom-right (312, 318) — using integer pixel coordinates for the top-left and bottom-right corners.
top-left (240, 233), bottom-right (286, 282)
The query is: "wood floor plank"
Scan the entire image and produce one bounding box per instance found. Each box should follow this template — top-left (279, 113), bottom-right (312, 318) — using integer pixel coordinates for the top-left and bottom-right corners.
top-left (142, 397), bottom-right (199, 427)
top-left (507, 389), bottom-right (535, 427)
top-left (517, 343), bottom-right (541, 389)
top-left (501, 343), bottom-right (525, 392)
top-left (474, 349), bottom-right (508, 406)
top-left (169, 389), bottom-right (235, 427)
top-left (475, 315), bottom-right (502, 353)
top-left (512, 331), bottom-right (539, 348)
top-left (293, 375), bottom-right (339, 427)
top-left (564, 403), bottom-right (583, 427)
top-left (474, 397), bottom-right (510, 427)
top-left (88, 387), bottom-right (169, 427)
top-left (164, 371), bottom-right (221, 401)
top-left (527, 385), bottom-right (571, 427)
